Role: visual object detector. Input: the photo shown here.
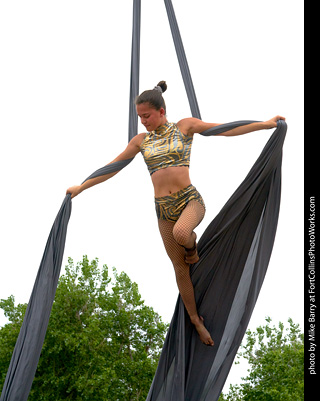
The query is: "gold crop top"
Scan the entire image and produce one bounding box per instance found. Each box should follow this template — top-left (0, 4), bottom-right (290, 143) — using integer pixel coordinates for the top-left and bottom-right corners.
top-left (140, 122), bottom-right (193, 175)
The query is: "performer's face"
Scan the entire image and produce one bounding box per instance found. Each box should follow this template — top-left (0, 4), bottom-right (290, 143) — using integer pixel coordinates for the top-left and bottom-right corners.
top-left (136, 103), bottom-right (166, 132)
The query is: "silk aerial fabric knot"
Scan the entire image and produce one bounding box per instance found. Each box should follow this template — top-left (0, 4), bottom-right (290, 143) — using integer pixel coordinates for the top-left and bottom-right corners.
top-left (140, 122), bottom-right (193, 175)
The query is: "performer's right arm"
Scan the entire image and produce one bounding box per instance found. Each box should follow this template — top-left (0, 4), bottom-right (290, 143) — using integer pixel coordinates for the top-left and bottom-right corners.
top-left (66, 133), bottom-right (144, 199)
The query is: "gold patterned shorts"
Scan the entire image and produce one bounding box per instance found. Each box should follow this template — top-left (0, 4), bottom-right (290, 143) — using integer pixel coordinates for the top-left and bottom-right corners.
top-left (155, 185), bottom-right (205, 222)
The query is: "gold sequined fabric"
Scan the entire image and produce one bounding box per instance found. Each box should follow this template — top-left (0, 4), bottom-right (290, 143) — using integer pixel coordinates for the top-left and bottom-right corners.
top-left (140, 122), bottom-right (193, 175)
top-left (155, 185), bottom-right (205, 222)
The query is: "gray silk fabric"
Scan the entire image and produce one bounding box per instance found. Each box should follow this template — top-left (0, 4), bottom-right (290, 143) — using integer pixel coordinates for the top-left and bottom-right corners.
top-left (0, 161), bottom-right (135, 401)
top-left (164, 0), bottom-right (201, 119)
top-left (0, 196), bottom-right (72, 401)
top-left (128, 0), bottom-right (141, 142)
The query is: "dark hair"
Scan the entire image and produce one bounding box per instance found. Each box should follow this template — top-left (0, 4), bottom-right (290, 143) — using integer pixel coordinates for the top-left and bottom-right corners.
top-left (135, 81), bottom-right (167, 112)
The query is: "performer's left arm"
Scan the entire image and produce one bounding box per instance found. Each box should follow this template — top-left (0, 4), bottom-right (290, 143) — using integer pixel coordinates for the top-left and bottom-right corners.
top-left (177, 115), bottom-right (285, 137)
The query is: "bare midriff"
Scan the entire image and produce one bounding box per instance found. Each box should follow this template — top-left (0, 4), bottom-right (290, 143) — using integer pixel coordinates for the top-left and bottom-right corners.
top-left (151, 166), bottom-right (192, 197)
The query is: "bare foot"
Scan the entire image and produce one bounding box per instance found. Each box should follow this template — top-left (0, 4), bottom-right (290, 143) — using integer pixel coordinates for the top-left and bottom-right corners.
top-left (191, 316), bottom-right (214, 346)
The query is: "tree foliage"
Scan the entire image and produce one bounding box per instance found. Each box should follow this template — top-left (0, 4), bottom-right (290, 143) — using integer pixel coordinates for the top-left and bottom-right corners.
top-left (219, 317), bottom-right (304, 401)
top-left (1, 258), bottom-right (304, 400)
top-left (0, 256), bottom-right (168, 400)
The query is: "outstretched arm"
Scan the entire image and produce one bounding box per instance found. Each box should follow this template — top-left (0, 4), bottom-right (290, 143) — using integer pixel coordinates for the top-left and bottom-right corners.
top-left (66, 133), bottom-right (144, 199)
top-left (177, 116), bottom-right (285, 137)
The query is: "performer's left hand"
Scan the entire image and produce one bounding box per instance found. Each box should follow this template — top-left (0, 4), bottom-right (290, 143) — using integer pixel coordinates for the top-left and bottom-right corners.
top-left (265, 115), bottom-right (286, 128)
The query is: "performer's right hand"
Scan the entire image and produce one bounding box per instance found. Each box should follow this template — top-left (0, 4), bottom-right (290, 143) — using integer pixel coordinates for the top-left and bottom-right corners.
top-left (66, 185), bottom-right (82, 199)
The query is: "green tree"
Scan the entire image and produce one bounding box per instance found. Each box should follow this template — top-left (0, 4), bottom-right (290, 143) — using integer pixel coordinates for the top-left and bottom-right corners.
top-left (0, 256), bottom-right (168, 400)
top-left (219, 317), bottom-right (304, 401)
top-left (0, 295), bottom-right (28, 387)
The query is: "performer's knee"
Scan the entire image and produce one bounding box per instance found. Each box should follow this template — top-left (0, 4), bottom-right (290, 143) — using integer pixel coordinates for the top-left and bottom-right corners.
top-left (172, 224), bottom-right (191, 247)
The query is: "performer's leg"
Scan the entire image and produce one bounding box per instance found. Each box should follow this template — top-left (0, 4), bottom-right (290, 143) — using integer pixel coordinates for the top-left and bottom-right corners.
top-left (158, 216), bottom-right (213, 346)
top-left (172, 200), bottom-right (206, 263)
top-left (158, 219), bottom-right (197, 318)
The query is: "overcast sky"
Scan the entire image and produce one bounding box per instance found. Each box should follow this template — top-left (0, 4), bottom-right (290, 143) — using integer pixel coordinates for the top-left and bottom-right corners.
top-left (0, 0), bottom-right (304, 390)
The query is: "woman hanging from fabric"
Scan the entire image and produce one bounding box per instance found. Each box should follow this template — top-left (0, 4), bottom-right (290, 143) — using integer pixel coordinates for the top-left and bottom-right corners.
top-left (66, 81), bottom-right (285, 347)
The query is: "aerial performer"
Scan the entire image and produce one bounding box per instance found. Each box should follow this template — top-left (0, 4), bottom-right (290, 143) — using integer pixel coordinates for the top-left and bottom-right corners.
top-left (67, 80), bottom-right (285, 347)
top-left (0, 0), bottom-right (288, 398)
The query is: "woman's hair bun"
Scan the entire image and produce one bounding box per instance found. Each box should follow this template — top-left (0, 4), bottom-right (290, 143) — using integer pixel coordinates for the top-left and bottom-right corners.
top-left (157, 81), bottom-right (167, 93)
top-left (135, 81), bottom-right (167, 111)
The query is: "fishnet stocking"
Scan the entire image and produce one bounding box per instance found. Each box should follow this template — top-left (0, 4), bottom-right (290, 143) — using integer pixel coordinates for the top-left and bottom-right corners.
top-left (158, 200), bottom-right (205, 320)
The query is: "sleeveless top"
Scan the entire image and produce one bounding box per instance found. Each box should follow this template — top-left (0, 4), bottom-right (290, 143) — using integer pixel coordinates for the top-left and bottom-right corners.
top-left (140, 122), bottom-right (193, 175)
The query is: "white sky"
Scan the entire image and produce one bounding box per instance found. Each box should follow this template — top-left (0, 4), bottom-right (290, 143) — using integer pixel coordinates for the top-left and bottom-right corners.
top-left (0, 0), bottom-right (304, 391)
